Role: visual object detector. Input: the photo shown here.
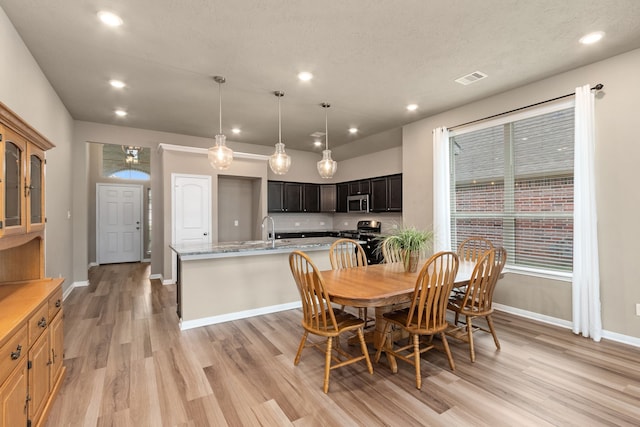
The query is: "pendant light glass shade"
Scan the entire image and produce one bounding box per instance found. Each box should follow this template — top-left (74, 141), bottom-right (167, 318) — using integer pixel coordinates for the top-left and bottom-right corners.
top-left (269, 91), bottom-right (291, 175)
top-left (208, 76), bottom-right (234, 170)
top-left (317, 102), bottom-right (337, 178)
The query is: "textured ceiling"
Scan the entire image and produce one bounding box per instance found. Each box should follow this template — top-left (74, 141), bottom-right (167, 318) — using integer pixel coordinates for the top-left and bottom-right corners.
top-left (2, 0), bottom-right (640, 160)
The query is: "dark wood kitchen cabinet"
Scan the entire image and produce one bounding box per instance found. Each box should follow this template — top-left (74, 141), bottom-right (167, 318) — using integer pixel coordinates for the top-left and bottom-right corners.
top-left (267, 181), bottom-right (284, 212)
top-left (371, 174), bottom-right (402, 212)
top-left (336, 183), bottom-right (349, 212)
top-left (348, 179), bottom-right (370, 196)
top-left (320, 185), bottom-right (336, 212)
top-left (268, 181), bottom-right (319, 212)
top-left (302, 184), bottom-right (320, 212)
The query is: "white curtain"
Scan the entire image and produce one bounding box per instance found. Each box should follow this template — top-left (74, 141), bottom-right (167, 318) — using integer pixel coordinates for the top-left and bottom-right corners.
top-left (433, 127), bottom-right (451, 252)
top-left (572, 84), bottom-right (602, 341)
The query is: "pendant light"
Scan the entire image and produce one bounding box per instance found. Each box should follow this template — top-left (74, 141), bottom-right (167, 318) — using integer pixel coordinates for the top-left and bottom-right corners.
top-left (208, 76), bottom-right (233, 170)
top-left (268, 91), bottom-right (291, 175)
top-left (317, 102), bottom-right (337, 179)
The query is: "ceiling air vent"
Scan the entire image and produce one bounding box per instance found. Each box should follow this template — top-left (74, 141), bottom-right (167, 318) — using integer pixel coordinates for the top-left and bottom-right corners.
top-left (310, 131), bottom-right (325, 138)
top-left (455, 71), bottom-right (488, 86)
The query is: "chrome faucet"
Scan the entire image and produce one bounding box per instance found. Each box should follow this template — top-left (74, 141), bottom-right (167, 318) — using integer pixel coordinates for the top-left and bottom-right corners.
top-left (261, 215), bottom-right (276, 248)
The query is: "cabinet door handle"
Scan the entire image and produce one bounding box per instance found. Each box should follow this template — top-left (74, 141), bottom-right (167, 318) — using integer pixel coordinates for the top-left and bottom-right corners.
top-left (10, 345), bottom-right (22, 360)
top-left (55, 299), bottom-right (61, 308)
top-left (38, 316), bottom-right (47, 328)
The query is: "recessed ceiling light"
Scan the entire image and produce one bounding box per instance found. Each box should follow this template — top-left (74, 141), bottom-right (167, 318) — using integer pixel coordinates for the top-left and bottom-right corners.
top-left (298, 71), bottom-right (313, 81)
top-left (406, 104), bottom-right (418, 111)
top-left (114, 109), bottom-right (127, 117)
top-left (579, 31), bottom-right (604, 45)
top-left (314, 141), bottom-right (323, 147)
top-left (109, 79), bottom-right (125, 89)
top-left (349, 127), bottom-right (358, 134)
top-left (98, 11), bottom-right (123, 27)
top-left (231, 127), bottom-right (241, 134)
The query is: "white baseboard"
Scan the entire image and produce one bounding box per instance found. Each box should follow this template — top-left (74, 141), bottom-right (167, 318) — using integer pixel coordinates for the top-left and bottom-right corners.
top-left (162, 279), bottom-right (174, 285)
top-left (88, 262), bottom-right (98, 268)
top-left (63, 280), bottom-right (89, 301)
top-left (494, 303), bottom-right (640, 348)
top-left (148, 273), bottom-right (162, 280)
top-left (143, 258), bottom-right (151, 263)
top-left (179, 301), bottom-right (301, 331)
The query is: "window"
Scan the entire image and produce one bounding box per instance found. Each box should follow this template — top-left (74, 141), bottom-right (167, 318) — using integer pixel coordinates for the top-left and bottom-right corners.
top-left (102, 144), bottom-right (150, 180)
top-left (450, 105), bottom-right (574, 273)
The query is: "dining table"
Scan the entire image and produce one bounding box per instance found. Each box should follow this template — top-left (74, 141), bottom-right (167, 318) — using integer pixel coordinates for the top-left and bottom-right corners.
top-left (320, 260), bottom-right (477, 371)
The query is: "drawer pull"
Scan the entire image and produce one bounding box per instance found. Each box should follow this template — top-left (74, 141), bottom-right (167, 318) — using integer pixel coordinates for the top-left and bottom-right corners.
top-left (10, 345), bottom-right (22, 360)
top-left (38, 317), bottom-right (47, 328)
top-left (55, 299), bottom-right (62, 308)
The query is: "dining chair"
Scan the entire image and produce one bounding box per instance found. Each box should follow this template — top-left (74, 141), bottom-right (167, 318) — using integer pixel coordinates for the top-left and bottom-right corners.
top-left (374, 251), bottom-right (459, 390)
top-left (288, 250), bottom-right (373, 393)
top-left (456, 236), bottom-right (494, 262)
top-left (381, 238), bottom-right (403, 263)
top-left (329, 238), bottom-right (371, 326)
top-left (446, 247), bottom-right (507, 362)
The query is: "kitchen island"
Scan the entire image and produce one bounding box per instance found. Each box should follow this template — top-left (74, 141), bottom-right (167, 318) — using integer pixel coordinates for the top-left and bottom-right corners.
top-left (170, 237), bottom-right (337, 330)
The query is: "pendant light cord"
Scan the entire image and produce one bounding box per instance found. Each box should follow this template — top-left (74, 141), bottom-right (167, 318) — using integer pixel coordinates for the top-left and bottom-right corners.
top-left (278, 95), bottom-right (282, 144)
top-left (218, 81), bottom-right (223, 134)
top-left (323, 103), bottom-right (330, 150)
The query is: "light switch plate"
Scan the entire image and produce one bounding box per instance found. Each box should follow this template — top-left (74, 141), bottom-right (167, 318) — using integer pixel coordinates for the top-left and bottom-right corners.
top-left (636, 303), bottom-right (640, 316)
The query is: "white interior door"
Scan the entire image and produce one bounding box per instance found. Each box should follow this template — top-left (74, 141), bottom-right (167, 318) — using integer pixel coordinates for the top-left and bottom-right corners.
top-left (97, 183), bottom-right (143, 264)
top-left (172, 174), bottom-right (212, 245)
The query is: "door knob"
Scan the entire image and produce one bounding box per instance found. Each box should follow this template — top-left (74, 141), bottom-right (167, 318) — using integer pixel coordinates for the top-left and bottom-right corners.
top-left (203, 232), bottom-right (208, 236)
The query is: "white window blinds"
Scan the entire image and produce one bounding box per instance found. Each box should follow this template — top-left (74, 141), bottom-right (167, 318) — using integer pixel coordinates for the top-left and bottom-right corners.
top-left (450, 107), bottom-right (574, 272)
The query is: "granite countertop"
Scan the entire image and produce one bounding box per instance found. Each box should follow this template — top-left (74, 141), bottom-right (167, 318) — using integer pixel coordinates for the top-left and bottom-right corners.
top-left (170, 237), bottom-right (341, 260)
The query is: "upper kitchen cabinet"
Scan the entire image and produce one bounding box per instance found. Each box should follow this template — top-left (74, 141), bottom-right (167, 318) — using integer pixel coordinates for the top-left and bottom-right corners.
top-left (320, 185), bottom-right (336, 212)
top-left (27, 144), bottom-right (45, 233)
top-left (370, 174), bottom-right (402, 212)
top-left (303, 184), bottom-right (320, 213)
top-left (348, 179), bottom-right (370, 196)
top-left (336, 183), bottom-right (348, 213)
top-left (268, 181), bottom-right (320, 213)
top-left (267, 181), bottom-right (284, 212)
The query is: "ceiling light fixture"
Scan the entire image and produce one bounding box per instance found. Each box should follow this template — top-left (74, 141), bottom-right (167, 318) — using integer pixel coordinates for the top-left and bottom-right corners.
top-left (115, 109), bottom-right (127, 117)
top-left (314, 141), bottom-right (323, 147)
top-left (208, 76), bottom-right (233, 170)
top-left (109, 79), bottom-right (125, 89)
top-left (268, 91), bottom-right (292, 175)
top-left (406, 104), bottom-right (418, 111)
top-left (98, 11), bottom-right (123, 27)
top-left (122, 146), bottom-right (142, 165)
top-left (579, 31), bottom-right (605, 45)
top-left (231, 127), bottom-right (241, 134)
top-left (298, 71), bottom-right (313, 81)
top-left (349, 127), bottom-right (358, 134)
top-left (317, 103), bottom-right (337, 179)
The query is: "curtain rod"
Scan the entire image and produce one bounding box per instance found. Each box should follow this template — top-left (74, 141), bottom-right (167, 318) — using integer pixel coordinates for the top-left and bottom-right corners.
top-left (448, 83), bottom-right (604, 131)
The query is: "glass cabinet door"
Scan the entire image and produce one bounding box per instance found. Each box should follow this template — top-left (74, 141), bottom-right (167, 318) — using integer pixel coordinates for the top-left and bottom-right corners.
top-left (30, 153), bottom-right (43, 224)
top-left (5, 140), bottom-right (22, 228)
top-left (27, 144), bottom-right (45, 232)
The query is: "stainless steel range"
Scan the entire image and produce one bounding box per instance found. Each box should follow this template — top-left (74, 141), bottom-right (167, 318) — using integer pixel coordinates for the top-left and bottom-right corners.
top-left (338, 220), bottom-right (383, 264)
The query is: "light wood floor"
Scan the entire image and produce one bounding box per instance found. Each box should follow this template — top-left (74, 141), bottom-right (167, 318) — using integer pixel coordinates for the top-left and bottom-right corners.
top-left (45, 262), bottom-right (640, 426)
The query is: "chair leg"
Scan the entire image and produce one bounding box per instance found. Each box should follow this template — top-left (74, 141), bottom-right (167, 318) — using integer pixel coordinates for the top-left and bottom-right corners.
top-left (413, 334), bottom-right (422, 390)
top-left (454, 311), bottom-right (460, 326)
top-left (440, 332), bottom-right (456, 371)
top-left (294, 331), bottom-right (308, 365)
top-left (374, 321), bottom-right (390, 363)
top-left (466, 316), bottom-right (476, 363)
top-left (363, 307), bottom-right (369, 328)
top-left (356, 328), bottom-right (373, 374)
top-left (323, 337), bottom-right (333, 393)
top-left (486, 314), bottom-right (501, 350)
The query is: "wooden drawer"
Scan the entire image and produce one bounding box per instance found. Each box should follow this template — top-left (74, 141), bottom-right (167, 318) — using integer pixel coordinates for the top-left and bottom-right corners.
top-left (48, 287), bottom-right (63, 319)
top-left (28, 303), bottom-right (49, 346)
top-left (0, 323), bottom-right (27, 386)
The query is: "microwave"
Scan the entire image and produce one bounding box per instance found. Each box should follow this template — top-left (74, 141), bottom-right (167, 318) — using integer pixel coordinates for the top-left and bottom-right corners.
top-left (347, 194), bottom-right (369, 213)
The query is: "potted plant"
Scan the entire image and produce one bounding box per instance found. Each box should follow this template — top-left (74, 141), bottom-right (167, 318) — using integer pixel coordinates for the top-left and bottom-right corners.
top-left (380, 226), bottom-right (434, 272)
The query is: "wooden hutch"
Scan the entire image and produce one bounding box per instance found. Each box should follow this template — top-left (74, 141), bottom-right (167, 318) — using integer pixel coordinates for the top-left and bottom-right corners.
top-left (0, 102), bottom-right (65, 427)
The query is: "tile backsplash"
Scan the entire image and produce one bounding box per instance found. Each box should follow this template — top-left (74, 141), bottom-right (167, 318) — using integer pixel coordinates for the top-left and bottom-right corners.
top-left (271, 212), bottom-right (402, 234)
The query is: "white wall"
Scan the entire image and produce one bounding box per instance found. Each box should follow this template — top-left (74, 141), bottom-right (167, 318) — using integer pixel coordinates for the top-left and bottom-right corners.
top-left (402, 48), bottom-right (640, 340)
top-left (0, 7), bottom-right (75, 292)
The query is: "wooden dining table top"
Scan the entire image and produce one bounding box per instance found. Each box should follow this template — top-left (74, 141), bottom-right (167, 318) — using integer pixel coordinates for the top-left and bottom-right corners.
top-left (320, 260), bottom-right (477, 308)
